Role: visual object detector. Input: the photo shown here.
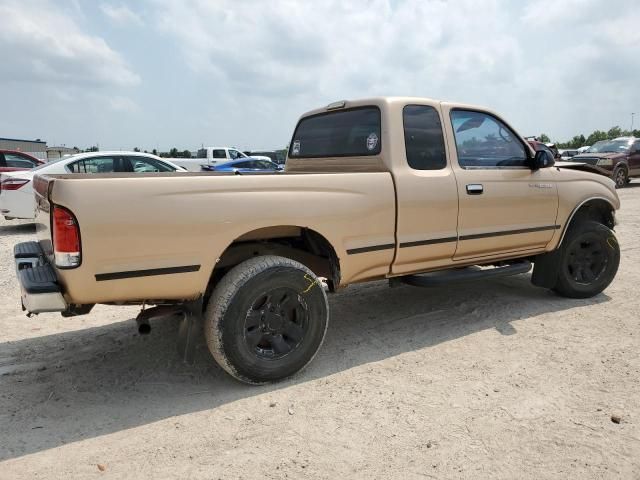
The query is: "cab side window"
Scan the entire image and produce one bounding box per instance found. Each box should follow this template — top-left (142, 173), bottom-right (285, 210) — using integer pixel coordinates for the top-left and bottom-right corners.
top-left (68, 157), bottom-right (116, 173)
top-left (450, 110), bottom-right (527, 168)
top-left (403, 105), bottom-right (447, 170)
top-left (127, 156), bottom-right (174, 172)
top-left (234, 161), bottom-right (253, 169)
top-left (254, 160), bottom-right (276, 169)
top-left (212, 149), bottom-right (226, 159)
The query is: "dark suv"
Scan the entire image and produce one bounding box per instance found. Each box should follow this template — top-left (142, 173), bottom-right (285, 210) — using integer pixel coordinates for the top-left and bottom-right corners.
top-left (569, 137), bottom-right (640, 188)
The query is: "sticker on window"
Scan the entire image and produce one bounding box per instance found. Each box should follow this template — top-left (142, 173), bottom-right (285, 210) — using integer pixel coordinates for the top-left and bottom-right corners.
top-left (366, 133), bottom-right (379, 151)
top-left (292, 140), bottom-right (301, 155)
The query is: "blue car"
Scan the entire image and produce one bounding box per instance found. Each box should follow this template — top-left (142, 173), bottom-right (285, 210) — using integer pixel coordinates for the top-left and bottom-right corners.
top-left (202, 158), bottom-right (283, 173)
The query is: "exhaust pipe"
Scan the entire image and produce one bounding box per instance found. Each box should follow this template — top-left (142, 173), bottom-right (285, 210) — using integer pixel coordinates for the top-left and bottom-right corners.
top-left (136, 317), bottom-right (151, 335)
top-left (135, 304), bottom-right (184, 335)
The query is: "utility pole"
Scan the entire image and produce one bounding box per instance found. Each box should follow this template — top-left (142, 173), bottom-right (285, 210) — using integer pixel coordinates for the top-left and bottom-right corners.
top-left (631, 113), bottom-right (635, 132)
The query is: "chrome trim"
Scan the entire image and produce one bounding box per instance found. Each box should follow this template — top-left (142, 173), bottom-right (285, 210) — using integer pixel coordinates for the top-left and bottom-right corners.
top-left (22, 291), bottom-right (67, 314)
top-left (557, 196), bottom-right (616, 246)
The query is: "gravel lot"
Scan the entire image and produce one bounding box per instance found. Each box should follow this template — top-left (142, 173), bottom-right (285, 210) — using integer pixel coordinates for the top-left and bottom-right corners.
top-left (1, 185), bottom-right (639, 479)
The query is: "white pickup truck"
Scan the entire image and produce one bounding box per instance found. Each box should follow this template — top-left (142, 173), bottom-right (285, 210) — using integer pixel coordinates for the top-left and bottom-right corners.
top-left (169, 147), bottom-right (271, 172)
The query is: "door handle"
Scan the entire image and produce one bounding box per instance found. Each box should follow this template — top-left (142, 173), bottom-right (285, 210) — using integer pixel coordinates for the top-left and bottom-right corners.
top-left (466, 184), bottom-right (483, 195)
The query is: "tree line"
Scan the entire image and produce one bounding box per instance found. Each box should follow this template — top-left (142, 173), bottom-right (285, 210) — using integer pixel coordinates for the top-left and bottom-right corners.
top-left (539, 126), bottom-right (640, 149)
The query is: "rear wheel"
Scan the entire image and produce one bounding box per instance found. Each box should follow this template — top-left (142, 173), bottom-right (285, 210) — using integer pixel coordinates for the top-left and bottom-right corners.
top-left (204, 256), bottom-right (329, 384)
top-left (553, 221), bottom-right (620, 298)
top-left (613, 166), bottom-right (628, 189)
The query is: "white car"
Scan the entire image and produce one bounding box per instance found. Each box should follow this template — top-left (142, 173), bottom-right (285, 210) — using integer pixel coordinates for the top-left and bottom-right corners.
top-left (0, 151), bottom-right (185, 220)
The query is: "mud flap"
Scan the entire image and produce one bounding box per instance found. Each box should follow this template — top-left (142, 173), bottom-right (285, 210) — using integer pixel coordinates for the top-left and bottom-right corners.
top-left (176, 297), bottom-right (204, 364)
top-left (531, 250), bottom-right (562, 288)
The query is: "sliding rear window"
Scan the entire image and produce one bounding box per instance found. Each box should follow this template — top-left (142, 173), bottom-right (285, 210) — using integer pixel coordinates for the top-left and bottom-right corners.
top-left (288, 107), bottom-right (381, 158)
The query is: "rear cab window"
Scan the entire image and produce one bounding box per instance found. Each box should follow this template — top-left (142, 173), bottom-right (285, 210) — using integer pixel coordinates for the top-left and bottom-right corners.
top-left (288, 107), bottom-right (381, 158)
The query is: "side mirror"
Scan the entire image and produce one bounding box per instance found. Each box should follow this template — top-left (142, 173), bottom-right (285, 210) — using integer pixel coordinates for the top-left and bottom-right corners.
top-left (530, 150), bottom-right (554, 170)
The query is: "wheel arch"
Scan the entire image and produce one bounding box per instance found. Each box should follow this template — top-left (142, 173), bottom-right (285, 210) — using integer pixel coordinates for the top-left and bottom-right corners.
top-left (207, 225), bottom-right (341, 299)
top-left (558, 197), bottom-right (616, 246)
top-left (533, 197), bottom-right (617, 289)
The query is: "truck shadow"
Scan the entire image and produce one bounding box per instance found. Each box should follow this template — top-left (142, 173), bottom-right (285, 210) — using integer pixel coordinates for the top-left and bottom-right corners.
top-left (0, 222), bottom-right (35, 237)
top-left (0, 274), bottom-right (610, 461)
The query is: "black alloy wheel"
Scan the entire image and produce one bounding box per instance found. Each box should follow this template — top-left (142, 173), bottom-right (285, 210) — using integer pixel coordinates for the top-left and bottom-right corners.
top-left (243, 288), bottom-right (309, 360)
top-left (565, 233), bottom-right (608, 284)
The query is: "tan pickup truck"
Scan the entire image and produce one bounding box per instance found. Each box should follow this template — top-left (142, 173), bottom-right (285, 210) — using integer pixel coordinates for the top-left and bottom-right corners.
top-left (14, 97), bottom-right (621, 384)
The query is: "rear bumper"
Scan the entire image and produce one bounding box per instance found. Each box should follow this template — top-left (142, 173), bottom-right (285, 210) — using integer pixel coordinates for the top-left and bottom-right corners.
top-left (14, 241), bottom-right (67, 314)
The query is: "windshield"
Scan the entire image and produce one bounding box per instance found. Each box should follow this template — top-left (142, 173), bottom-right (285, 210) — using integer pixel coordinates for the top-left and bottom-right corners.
top-left (586, 140), bottom-right (631, 154)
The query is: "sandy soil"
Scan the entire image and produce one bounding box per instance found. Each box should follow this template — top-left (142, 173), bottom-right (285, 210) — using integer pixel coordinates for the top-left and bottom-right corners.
top-left (1, 186), bottom-right (639, 480)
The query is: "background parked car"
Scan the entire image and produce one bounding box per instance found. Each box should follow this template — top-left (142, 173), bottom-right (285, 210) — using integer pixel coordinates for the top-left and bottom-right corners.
top-left (243, 150), bottom-right (287, 166)
top-left (559, 149), bottom-right (579, 160)
top-left (545, 143), bottom-right (560, 159)
top-left (169, 147), bottom-right (272, 172)
top-left (0, 150), bottom-right (44, 172)
top-left (569, 137), bottom-right (640, 188)
top-left (0, 152), bottom-right (185, 220)
top-left (527, 140), bottom-right (557, 160)
top-left (201, 158), bottom-right (283, 173)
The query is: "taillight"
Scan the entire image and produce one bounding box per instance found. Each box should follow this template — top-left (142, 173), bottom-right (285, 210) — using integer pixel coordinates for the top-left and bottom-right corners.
top-left (53, 206), bottom-right (81, 268)
top-left (0, 178), bottom-right (30, 191)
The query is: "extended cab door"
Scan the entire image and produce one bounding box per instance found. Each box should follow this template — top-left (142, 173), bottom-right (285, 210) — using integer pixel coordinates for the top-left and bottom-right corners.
top-left (392, 103), bottom-right (459, 275)
top-left (442, 106), bottom-right (559, 260)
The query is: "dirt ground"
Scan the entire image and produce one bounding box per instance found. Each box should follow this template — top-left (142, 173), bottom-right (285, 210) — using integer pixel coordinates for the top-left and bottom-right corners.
top-left (1, 186), bottom-right (639, 480)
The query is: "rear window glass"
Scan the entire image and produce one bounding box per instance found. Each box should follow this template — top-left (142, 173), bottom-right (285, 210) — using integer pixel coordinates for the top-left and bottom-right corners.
top-left (289, 107), bottom-right (381, 158)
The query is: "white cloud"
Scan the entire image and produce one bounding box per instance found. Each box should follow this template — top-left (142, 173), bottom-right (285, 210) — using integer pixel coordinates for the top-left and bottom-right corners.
top-left (108, 95), bottom-right (140, 112)
top-left (0, 0), bottom-right (140, 87)
top-left (100, 3), bottom-right (144, 26)
top-left (151, 0), bottom-right (640, 142)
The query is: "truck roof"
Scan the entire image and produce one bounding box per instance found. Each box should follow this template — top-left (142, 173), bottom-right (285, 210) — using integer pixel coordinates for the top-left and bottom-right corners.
top-left (297, 96), bottom-right (490, 120)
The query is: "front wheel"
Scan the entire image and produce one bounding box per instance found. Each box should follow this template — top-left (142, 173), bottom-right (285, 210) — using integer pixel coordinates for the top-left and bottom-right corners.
top-left (553, 221), bottom-right (620, 298)
top-left (613, 166), bottom-right (628, 189)
top-left (204, 256), bottom-right (329, 384)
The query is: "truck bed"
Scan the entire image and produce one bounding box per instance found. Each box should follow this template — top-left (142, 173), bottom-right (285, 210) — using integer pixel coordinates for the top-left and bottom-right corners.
top-left (34, 171), bottom-right (396, 304)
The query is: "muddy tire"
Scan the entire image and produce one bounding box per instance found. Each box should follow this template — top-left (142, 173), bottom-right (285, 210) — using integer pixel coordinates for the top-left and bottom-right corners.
top-left (613, 166), bottom-right (628, 189)
top-left (553, 221), bottom-right (620, 299)
top-left (204, 256), bottom-right (329, 384)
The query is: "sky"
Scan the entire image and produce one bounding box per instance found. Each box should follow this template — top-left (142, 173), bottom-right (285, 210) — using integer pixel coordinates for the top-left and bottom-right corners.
top-left (0, 0), bottom-right (638, 151)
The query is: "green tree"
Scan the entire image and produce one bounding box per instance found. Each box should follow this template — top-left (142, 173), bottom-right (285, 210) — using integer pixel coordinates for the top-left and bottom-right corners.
top-left (539, 133), bottom-right (551, 143)
top-left (607, 126), bottom-right (623, 139)
top-left (585, 130), bottom-right (608, 146)
top-left (182, 150), bottom-right (192, 158)
top-left (169, 147), bottom-right (179, 157)
top-left (133, 147), bottom-right (141, 152)
top-left (152, 149), bottom-right (158, 156)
